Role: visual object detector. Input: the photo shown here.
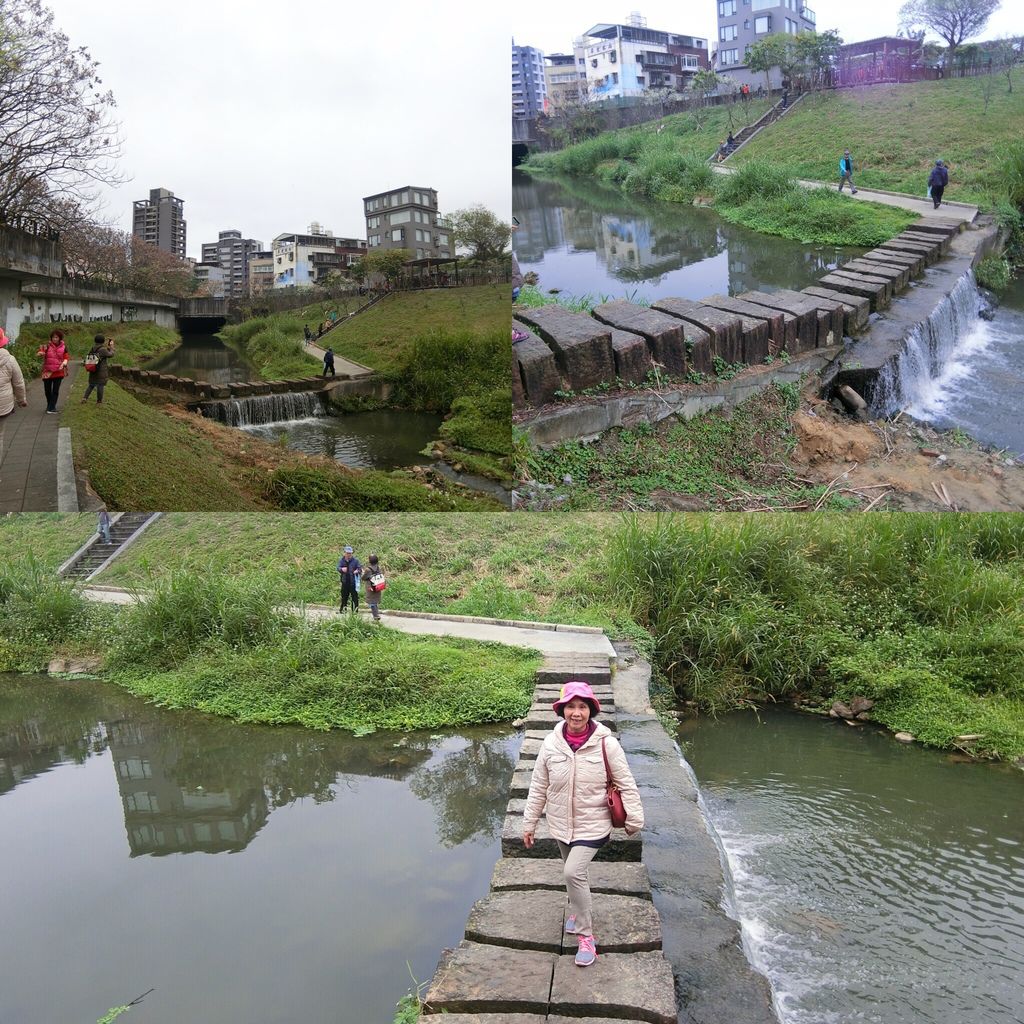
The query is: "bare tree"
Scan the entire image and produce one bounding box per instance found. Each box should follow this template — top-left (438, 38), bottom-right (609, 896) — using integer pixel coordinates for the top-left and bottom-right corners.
top-left (0, 0), bottom-right (124, 226)
top-left (898, 0), bottom-right (1002, 70)
top-left (991, 34), bottom-right (1023, 92)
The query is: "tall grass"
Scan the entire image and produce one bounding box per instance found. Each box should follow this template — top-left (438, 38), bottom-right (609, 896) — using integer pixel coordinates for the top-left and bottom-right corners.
top-left (606, 514), bottom-right (1024, 758)
top-left (394, 327), bottom-right (506, 411)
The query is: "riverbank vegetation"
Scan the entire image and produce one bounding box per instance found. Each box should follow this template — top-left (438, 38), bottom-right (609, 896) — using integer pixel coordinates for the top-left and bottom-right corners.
top-left (0, 560), bottom-right (539, 732)
top-left (12, 320), bottom-right (181, 379)
top-left (7, 512), bottom-right (1022, 759)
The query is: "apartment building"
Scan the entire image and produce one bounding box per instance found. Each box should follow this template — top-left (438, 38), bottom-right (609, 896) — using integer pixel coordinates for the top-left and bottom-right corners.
top-left (200, 230), bottom-right (263, 300)
top-left (362, 187), bottom-right (452, 261)
top-left (271, 227), bottom-right (369, 288)
top-left (545, 46), bottom-right (588, 108)
top-left (247, 251), bottom-right (274, 295)
top-left (714, 0), bottom-right (817, 87)
top-left (193, 262), bottom-right (225, 298)
top-left (513, 40), bottom-right (548, 119)
top-left (580, 15), bottom-right (709, 101)
top-left (131, 187), bottom-right (186, 258)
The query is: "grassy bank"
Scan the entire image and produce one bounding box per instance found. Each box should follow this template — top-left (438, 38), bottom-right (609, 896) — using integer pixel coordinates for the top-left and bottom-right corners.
top-left (60, 379), bottom-right (493, 511)
top-left (0, 561), bottom-right (540, 733)
top-left (734, 70), bottom-right (1024, 207)
top-left (12, 321), bottom-right (181, 380)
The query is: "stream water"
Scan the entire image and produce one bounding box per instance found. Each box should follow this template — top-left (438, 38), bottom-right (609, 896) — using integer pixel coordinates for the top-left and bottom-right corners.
top-left (681, 707), bottom-right (1024, 1024)
top-left (0, 675), bottom-right (515, 1024)
top-left (144, 334), bottom-right (255, 384)
top-left (513, 171), bottom-right (860, 304)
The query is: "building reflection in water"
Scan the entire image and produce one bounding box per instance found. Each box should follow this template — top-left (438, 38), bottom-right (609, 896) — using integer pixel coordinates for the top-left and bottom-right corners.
top-left (513, 171), bottom-right (852, 302)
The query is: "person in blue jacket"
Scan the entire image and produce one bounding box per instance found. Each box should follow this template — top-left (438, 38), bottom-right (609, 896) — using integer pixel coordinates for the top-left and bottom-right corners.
top-left (838, 149), bottom-right (858, 194)
top-left (928, 160), bottom-right (949, 209)
top-left (338, 546), bottom-right (362, 613)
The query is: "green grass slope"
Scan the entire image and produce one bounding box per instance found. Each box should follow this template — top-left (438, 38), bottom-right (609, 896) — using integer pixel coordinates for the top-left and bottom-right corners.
top-left (734, 70), bottom-right (1024, 205)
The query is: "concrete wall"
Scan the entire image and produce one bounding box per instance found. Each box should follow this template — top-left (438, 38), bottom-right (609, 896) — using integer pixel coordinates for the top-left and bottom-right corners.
top-left (12, 280), bottom-right (178, 334)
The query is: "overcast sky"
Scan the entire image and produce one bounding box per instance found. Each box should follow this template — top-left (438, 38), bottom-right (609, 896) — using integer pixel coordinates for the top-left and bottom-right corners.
top-left (43, 0), bottom-right (510, 260)
top-left (514, 0), bottom-right (1021, 61)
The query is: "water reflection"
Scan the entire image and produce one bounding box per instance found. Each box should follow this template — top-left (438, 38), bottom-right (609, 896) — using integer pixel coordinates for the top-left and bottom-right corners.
top-left (144, 333), bottom-right (256, 384)
top-left (514, 171), bottom-right (858, 303)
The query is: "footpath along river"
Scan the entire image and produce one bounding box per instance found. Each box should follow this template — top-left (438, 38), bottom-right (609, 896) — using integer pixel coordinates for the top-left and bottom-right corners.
top-left (0, 674), bottom-right (512, 1024)
top-left (681, 706), bottom-right (1024, 1024)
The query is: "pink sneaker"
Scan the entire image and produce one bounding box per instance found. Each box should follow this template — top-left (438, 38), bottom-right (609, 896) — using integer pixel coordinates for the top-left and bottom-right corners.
top-left (575, 934), bottom-right (597, 967)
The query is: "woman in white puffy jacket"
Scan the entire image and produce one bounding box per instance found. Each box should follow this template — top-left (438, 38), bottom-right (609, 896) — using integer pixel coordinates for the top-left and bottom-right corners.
top-left (522, 679), bottom-right (644, 967)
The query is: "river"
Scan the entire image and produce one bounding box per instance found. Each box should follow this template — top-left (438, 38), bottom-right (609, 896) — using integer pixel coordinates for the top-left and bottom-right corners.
top-left (513, 171), bottom-right (860, 304)
top-left (144, 333), bottom-right (256, 385)
top-left (0, 675), bottom-right (514, 1024)
top-left (681, 706), bottom-right (1024, 1024)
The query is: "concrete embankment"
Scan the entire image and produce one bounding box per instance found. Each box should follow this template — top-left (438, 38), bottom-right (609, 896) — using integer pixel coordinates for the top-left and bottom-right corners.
top-left (422, 649), bottom-right (778, 1024)
top-left (515, 216), bottom-right (996, 445)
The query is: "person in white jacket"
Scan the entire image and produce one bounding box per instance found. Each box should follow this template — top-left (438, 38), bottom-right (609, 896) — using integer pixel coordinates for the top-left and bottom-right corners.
top-left (522, 679), bottom-right (644, 967)
top-left (0, 329), bottom-right (28, 471)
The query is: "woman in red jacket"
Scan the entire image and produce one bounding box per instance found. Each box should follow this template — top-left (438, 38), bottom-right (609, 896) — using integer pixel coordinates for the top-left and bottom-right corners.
top-left (37, 329), bottom-right (69, 413)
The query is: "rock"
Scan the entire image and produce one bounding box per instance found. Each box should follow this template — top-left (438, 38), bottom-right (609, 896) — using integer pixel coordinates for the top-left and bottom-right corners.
top-left (849, 696), bottom-right (874, 714)
top-left (894, 732), bottom-right (915, 743)
top-left (562, 474), bottom-right (573, 485)
top-left (828, 708), bottom-right (840, 718)
top-left (837, 384), bottom-right (867, 413)
top-left (978, 307), bottom-right (995, 321)
top-left (844, 718), bottom-right (861, 726)
top-left (955, 734), bottom-right (983, 742)
top-left (48, 655), bottom-right (102, 676)
top-left (511, 718), bottom-right (526, 728)
top-left (919, 448), bottom-right (940, 457)
top-left (830, 700), bottom-right (854, 719)
top-left (937, 453), bottom-right (948, 462)
top-left (855, 711), bottom-right (872, 721)
top-left (993, 467), bottom-right (1004, 478)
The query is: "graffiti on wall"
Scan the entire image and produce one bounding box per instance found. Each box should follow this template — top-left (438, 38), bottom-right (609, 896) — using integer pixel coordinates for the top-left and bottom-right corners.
top-left (120, 305), bottom-right (137, 322)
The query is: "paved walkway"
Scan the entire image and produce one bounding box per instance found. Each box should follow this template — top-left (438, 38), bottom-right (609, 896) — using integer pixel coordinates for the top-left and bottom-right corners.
top-left (0, 363), bottom-right (79, 512)
top-left (78, 586), bottom-right (618, 660)
top-left (709, 164), bottom-right (979, 222)
top-left (303, 339), bottom-right (373, 378)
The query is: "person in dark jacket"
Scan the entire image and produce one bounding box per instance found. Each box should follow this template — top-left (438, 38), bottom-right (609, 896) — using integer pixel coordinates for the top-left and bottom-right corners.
top-left (928, 160), bottom-right (949, 209)
top-left (82, 335), bottom-right (113, 404)
top-left (323, 347), bottom-right (336, 377)
top-left (363, 553), bottom-right (385, 621)
top-left (338, 546), bottom-right (362, 613)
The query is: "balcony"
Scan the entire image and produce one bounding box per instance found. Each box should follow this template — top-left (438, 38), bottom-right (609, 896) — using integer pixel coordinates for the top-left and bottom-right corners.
top-left (801, 6), bottom-right (815, 22)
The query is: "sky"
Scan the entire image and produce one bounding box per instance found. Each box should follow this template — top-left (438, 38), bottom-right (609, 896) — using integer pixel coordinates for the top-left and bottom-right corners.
top-left (514, 0), bottom-right (1022, 61)
top-left (42, 0), bottom-right (510, 260)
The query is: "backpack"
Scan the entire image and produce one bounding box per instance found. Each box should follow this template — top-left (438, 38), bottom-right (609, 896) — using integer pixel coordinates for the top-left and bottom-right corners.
top-left (367, 571), bottom-right (386, 592)
top-left (84, 352), bottom-right (99, 371)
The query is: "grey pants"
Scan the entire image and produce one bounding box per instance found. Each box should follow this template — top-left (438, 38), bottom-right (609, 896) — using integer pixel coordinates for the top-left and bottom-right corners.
top-left (83, 380), bottom-right (105, 402)
top-left (366, 591), bottom-right (381, 619)
top-left (839, 172), bottom-right (854, 191)
top-left (556, 840), bottom-right (602, 937)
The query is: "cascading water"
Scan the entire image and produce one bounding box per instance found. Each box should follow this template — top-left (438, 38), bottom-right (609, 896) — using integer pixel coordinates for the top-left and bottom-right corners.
top-left (870, 270), bottom-right (980, 416)
top-left (199, 390), bottom-right (326, 427)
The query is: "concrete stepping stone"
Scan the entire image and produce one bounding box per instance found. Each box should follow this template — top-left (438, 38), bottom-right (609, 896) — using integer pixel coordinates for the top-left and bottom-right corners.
top-left (792, 289), bottom-right (854, 338)
top-left (590, 300), bottom-right (691, 376)
top-left (490, 857), bottom-right (652, 898)
top-left (765, 288), bottom-right (844, 346)
top-left (818, 272), bottom-right (890, 310)
top-left (518, 737), bottom-right (543, 759)
top-left (651, 297), bottom-right (742, 365)
top-left (515, 307), bottom-right (615, 391)
top-left (549, 1018), bottom-right (650, 1024)
top-left (608, 327), bottom-right (655, 385)
top-left (535, 665), bottom-right (612, 686)
top-left (910, 218), bottom-right (962, 237)
top-left (465, 891), bottom-right (661, 954)
top-left (863, 249), bottom-right (925, 276)
top-left (513, 320), bottom-right (562, 407)
top-left (422, 941), bottom-right (556, 1016)
top-left (900, 230), bottom-right (949, 254)
top-left (842, 259), bottom-right (909, 291)
top-left (876, 238), bottom-right (938, 264)
top-left (735, 290), bottom-right (818, 352)
top-left (549, 950), bottom-right (677, 1024)
top-left (701, 293), bottom-right (791, 357)
top-left (501, 815), bottom-right (643, 861)
top-left (426, 1016), bottom-right (546, 1023)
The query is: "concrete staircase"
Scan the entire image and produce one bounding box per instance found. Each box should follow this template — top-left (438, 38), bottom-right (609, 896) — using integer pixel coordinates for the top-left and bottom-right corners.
top-left (58, 513), bottom-right (161, 582)
top-left (712, 92), bottom-right (807, 164)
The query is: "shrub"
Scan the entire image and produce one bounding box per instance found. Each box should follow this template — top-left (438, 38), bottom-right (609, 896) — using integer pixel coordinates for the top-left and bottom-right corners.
top-left (716, 159), bottom-right (797, 206)
top-left (974, 255), bottom-right (1011, 292)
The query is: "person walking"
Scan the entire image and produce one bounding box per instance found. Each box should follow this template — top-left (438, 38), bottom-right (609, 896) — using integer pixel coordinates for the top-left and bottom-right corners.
top-left (338, 546), bottom-right (362, 613)
top-left (838, 149), bottom-right (858, 194)
top-left (97, 509), bottom-right (111, 545)
top-left (363, 553), bottom-right (386, 621)
top-left (304, 324), bottom-right (312, 346)
top-left (322, 347), bottom-right (336, 377)
top-left (82, 335), bottom-right (113, 404)
top-left (0, 329), bottom-right (28, 469)
top-left (37, 329), bottom-right (69, 414)
top-left (928, 159), bottom-right (948, 209)
top-left (522, 680), bottom-right (644, 968)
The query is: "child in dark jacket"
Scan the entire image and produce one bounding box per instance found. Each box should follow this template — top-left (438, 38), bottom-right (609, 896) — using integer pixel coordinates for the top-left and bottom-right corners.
top-left (364, 554), bottom-right (385, 621)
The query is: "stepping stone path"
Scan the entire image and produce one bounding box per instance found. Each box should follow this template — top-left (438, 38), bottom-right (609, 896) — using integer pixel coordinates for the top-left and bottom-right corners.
top-left (514, 219), bottom-right (965, 408)
top-left (422, 655), bottom-right (678, 1023)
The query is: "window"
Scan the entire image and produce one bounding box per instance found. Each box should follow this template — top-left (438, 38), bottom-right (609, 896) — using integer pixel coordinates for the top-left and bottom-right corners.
top-left (721, 24), bottom-right (738, 40)
top-left (438, 233), bottom-right (448, 245)
top-left (390, 210), bottom-right (411, 224)
top-left (368, 234), bottom-right (380, 246)
top-left (752, 0), bottom-right (774, 8)
top-left (785, 17), bottom-right (798, 33)
top-left (744, 19), bottom-right (750, 28)
top-left (718, 0), bottom-right (736, 14)
top-left (720, 48), bottom-right (739, 65)
top-left (754, 15), bottom-right (770, 32)
top-left (683, 55), bottom-right (699, 68)
top-left (367, 216), bottom-right (380, 229)
top-left (391, 229), bottom-right (404, 241)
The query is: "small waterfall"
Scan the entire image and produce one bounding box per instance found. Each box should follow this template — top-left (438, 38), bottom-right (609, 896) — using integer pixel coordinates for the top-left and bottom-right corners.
top-left (871, 270), bottom-right (981, 416)
top-left (199, 390), bottom-right (326, 427)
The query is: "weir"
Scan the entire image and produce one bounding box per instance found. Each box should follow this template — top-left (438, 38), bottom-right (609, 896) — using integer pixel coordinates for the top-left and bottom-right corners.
top-left (198, 390), bottom-right (326, 427)
top-left (422, 650), bottom-right (778, 1024)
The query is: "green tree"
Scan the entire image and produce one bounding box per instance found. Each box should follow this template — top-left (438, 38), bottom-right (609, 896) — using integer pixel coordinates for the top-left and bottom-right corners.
top-left (746, 35), bottom-right (790, 95)
top-left (690, 67), bottom-right (723, 106)
top-left (450, 205), bottom-right (511, 261)
top-left (898, 0), bottom-right (1002, 69)
top-left (795, 29), bottom-right (843, 90)
top-left (364, 247), bottom-right (410, 285)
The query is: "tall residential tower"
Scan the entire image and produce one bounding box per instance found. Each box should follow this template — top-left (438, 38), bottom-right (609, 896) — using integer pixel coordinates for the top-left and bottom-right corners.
top-left (131, 187), bottom-right (186, 258)
top-left (713, 0), bottom-right (816, 88)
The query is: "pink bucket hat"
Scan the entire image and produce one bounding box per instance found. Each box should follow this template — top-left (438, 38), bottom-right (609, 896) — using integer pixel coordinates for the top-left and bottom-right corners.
top-left (552, 680), bottom-right (601, 717)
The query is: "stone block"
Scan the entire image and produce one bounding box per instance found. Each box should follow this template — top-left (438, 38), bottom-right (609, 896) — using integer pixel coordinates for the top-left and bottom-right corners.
top-left (210, 385), bottom-right (231, 399)
top-left (876, 239), bottom-right (937, 266)
top-left (608, 328), bottom-right (654, 385)
top-left (465, 890), bottom-right (565, 952)
top-left (422, 941), bottom-right (556, 1016)
top-left (511, 351), bottom-right (525, 409)
top-left (735, 290), bottom-right (817, 353)
top-left (797, 288), bottom-right (861, 336)
top-left (590, 300), bottom-right (688, 376)
top-left (501, 815), bottom-right (642, 861)
top-left (758, 288), bottom-right (841, 347)
top-left (842, 259), bottom-right (909, 291)
top-left (515, 307), bottom-right (614, 390)
top-left (651, 297), bottom-right (742, 364)
top-left (549, 950), bottom-right (677, 1024)
top-left (818, 273), bottom-right (890, 311)
top-left (518, 736), bottom-right (542, 760)
top-left (909, 218), bottom-right (962, 238)
top-left (901, 230), bottom-right (949, 254)
top-left (513, 321), bottom-right (563, 407)
top-left (863, 248), bottom-right (924, 274)
top-left (799, 289), bottom-right (865, 333)
top-left (425, 1016), bottom-right (546, 1024)
top-left (490, 858), bottom-right (652, 898)
top-left (701, 294), bottom-right (784, 359)
top-left (534, 664), bottom-right (611, 686)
